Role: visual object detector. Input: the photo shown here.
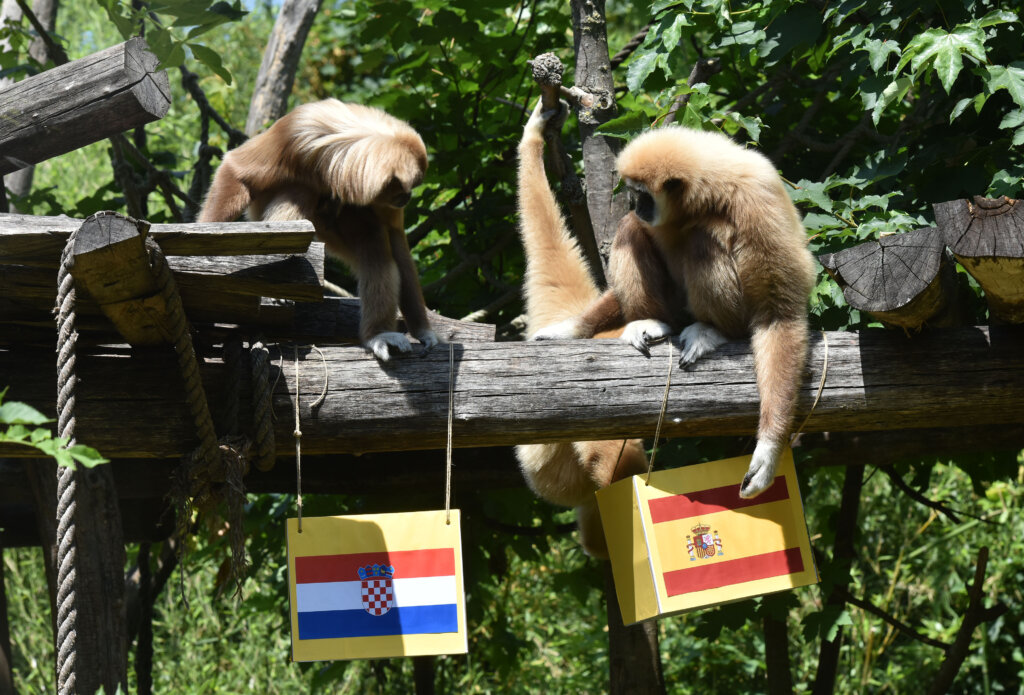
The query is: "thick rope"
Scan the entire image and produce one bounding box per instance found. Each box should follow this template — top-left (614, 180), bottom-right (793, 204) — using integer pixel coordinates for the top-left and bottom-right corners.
top-left (54, 228), bottom-right (78, 695)
top-left (250, 338), bottom-right (276, 471)
top-left (146, 237), bottom-right (218, 467)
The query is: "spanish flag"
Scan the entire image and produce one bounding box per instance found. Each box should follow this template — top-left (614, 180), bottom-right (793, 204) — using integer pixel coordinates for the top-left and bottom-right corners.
top-left (596, 448), bottom-right (817, 625)
top-left (287, 510), bottom-right (468, 661)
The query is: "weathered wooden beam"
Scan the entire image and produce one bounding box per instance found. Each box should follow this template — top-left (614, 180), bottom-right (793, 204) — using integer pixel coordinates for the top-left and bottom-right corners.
top-left (0, 38), bottom-right (171, 176)
top-left (934, 196), bottom-right (1024, 323)
top-left (818, 227), bottom-right (961, 330)
top-left (0, 214), bottom-right (316, 266)
top-left (1, 327), bottom-right (1021, 459)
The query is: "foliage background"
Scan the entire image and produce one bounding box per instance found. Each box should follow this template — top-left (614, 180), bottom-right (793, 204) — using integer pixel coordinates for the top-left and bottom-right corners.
top-left (2, 0), bottom-right (1023, 692)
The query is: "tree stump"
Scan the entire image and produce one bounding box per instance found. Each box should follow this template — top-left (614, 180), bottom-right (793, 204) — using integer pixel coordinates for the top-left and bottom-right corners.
top-left (934, 196), bottom-right (1024, 323)
top-left (818, 226), bottom-right (960, 330)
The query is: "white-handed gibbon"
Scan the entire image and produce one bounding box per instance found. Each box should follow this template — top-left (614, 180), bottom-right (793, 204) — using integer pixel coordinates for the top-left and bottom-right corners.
top-left (533, 125), bottom-right (815, 500)
top-left (199, 99), bottom-right (438, 360)
top-left (516, 100), bottom-right (649, 558)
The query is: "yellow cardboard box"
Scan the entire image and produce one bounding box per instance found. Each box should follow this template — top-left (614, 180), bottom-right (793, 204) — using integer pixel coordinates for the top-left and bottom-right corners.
top-left (596, 448), bottom-right (817, 625)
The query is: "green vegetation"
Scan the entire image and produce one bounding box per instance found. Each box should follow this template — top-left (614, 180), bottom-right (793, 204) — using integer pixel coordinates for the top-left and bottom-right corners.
top-left (2, 0), bottom-right (1022, 693)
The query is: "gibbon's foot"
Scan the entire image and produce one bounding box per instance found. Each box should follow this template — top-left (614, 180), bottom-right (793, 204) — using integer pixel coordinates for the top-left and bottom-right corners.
top-left (621, 319), bottom-right (673, 357)
top-left (739, 438), bottom-right (782, 499)
top-left (678, 322), bottom-right (727, 368)
top-left (365, 331), bottom-right (413, 361)
top-left (530, 318), bottom-right (584, 341)
top-left (413, 328), bottom-right (440, 356)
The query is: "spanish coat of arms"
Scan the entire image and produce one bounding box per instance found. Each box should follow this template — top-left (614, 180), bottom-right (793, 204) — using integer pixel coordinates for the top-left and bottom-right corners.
top-left (358, 563), bottom-right (396, 616)
top-left (685, 524), bottom-right (724, 561)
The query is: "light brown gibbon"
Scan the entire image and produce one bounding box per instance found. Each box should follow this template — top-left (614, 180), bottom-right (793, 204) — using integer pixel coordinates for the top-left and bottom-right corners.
top-left (533, 125), bottom-right (815, 500)
top-left (515, 100), bottom-right (649, 558)
top-left (199, 98), bottom-right (438, 360)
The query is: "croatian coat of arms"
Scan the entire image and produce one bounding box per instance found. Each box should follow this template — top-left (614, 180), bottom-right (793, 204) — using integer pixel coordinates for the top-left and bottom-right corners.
top-left (358, 563), bottom-right (396, 616)
top-left (685, 523), bottom-right (724, 561)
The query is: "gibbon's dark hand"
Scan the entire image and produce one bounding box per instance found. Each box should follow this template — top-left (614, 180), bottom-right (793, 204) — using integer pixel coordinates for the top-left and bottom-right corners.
top-left (542, 99), bottom-right (570, 134)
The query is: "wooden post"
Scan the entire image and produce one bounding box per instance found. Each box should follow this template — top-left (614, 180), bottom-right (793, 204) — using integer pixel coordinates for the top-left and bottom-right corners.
top-left (819, 226), bottom-right (962, 329)
top-left (934, 196), bottom-right (1024, 323)
top-left (0, 38), bottom-right (170, 176)
top-left (604, 565), bottom-right (665, 694)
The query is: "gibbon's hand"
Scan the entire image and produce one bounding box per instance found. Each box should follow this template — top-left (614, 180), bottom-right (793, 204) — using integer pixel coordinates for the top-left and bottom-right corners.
top-left (525, 98), bottom-right (570, 137)
top-left (413, 328), bottom-right (440, 356)
top-left (620, 319), bottom-right (673, 357)
top-left (365, 332), bottom-right (414, 361)
top-left (530, 318), bottom-right (584, 341)
top-left (740, 438), bottom-right (783, 499)
top-left (678, 322), bottom-right (727, 369)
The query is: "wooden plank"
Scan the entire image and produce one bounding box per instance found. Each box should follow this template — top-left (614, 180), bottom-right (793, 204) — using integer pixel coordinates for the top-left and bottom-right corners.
top-left (0, 214), bottom-right (316, 267)
top-left (0, 242), bottom-right (325, 315)
top-left (818, 227), bottom-right (961, 329)
top-left (935, 196), bottom-right (1024, 323)
top-left (0, 38), bottom-right (170, 176)
top-left (0, 327), bottom-right (1021, 459)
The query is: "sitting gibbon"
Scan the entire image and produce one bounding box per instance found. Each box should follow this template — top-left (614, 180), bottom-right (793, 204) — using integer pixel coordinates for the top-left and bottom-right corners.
top-left (199, 99), bottom-right (438, 360)
top-left (516, 100), bottom-right (649, 558)
top-left (534, 126), bottom-right (815, 500)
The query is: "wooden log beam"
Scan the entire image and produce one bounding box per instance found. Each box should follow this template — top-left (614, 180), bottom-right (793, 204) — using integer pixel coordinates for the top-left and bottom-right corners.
top-left (0, 213), bottom-right (316, 267)
top-left (934, 196), bottom-right (1024, 323)
top-left (818, 227), bottom-right (961, 330)
top-left (0, 38), bottom-right (171, 176)
top-left (1, 327), bottom-right (1022, 459)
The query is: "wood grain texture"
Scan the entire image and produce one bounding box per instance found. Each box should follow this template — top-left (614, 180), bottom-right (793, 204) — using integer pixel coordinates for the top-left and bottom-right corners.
top-left (0, 37), bottom-right (171, 175)
top-left (934, 196), bottom-right (1024, 323)
top-left (0, 213), bottom-right (315, 267)
top-left (818, 226), bottom-right (960, 329)
top-left (1, 327), bottom-right (1021, 459)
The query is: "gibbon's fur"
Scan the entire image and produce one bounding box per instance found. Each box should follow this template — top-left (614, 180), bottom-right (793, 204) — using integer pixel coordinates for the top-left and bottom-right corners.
top-left (515, 101), bottom-right (648, 558)
top-left (533, 126), bottom-right (815, 500)
top-left (199, 99), bottom-right (437, 360)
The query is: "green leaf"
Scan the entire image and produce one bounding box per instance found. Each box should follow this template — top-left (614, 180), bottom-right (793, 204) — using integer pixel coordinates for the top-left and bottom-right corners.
top-left (999, 109), bottom-right (1024, 130)
top-left (626, 50), bottom-right (663, 94)
top-left (189, 43), bottom-right (232, 84)
top-left (596, 110), bottom-right (650, 139)
top-left (985, 63), bottom-right (1024, 109)
top-left (860, 38), bottom-right (900, 73)
top-left (975, 9), bottom-right (1019, 29)
top-left (661, 13), bottom-right (692, 51)
top-left (0, 400), bottom-right (51, 425)
top-left (897, 26), bottom-right (986, 93)
top-left (871, 76), bottom-right (912, 124)
top-left (68, 444), bottom-right (110, 468)
top-left (789, 179), bottom-right (834, 212)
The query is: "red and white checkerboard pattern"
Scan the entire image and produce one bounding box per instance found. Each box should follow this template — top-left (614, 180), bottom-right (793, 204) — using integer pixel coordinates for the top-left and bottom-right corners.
top-left (360, 578), bottom-right (394, 616)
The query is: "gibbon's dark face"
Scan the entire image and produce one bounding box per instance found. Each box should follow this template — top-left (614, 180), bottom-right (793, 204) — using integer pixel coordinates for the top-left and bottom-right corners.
top-left (626, 180), bottom-right (657, 225)
top-left (379, 175), bottom-right (420, 209)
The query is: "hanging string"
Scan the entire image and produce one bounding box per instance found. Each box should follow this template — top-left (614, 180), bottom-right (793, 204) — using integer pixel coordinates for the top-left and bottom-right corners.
top-left (445, 342), bottom-right (455, 525)
top-left (790, 331), bottom-right (830, 445)
top-left (290, 343), bottom-right (329, 533)
top-left (293, 345), bottom-right (303, 533)
top-left (645, 341), bottom-right (676, 485)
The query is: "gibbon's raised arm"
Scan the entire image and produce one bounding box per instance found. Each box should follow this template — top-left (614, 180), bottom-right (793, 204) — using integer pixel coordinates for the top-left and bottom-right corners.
top-left (198, 99), bottom-right (438, 360)
top-left (514, 101), bottom-right (647, 558)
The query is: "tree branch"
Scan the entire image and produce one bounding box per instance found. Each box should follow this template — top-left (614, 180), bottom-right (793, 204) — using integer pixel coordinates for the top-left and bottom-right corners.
top-left (833, 586), bottom-right (950, 650)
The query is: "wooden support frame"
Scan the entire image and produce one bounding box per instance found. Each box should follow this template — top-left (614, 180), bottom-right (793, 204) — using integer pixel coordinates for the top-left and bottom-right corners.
top-left (2, 326), bottom-right (1022, 459)
top-left (0, 38), bottom-right (171, 176)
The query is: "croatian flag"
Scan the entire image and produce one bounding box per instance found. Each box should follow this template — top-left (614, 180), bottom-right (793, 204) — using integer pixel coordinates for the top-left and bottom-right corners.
top-left (287, 510), bottom-right (467, 661)
top-left (295, 548), bottom-right (460, 639)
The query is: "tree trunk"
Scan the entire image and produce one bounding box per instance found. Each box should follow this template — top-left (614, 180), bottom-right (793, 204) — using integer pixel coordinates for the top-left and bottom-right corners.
top-left (570, 0), bottom-right (629, 271)
top-left (245, 0), bottom-right (323, 136)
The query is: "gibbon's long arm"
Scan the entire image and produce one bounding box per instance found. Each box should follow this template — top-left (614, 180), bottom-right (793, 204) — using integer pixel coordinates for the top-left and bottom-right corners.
top-left (514, 101), bottom-right (647, 558)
